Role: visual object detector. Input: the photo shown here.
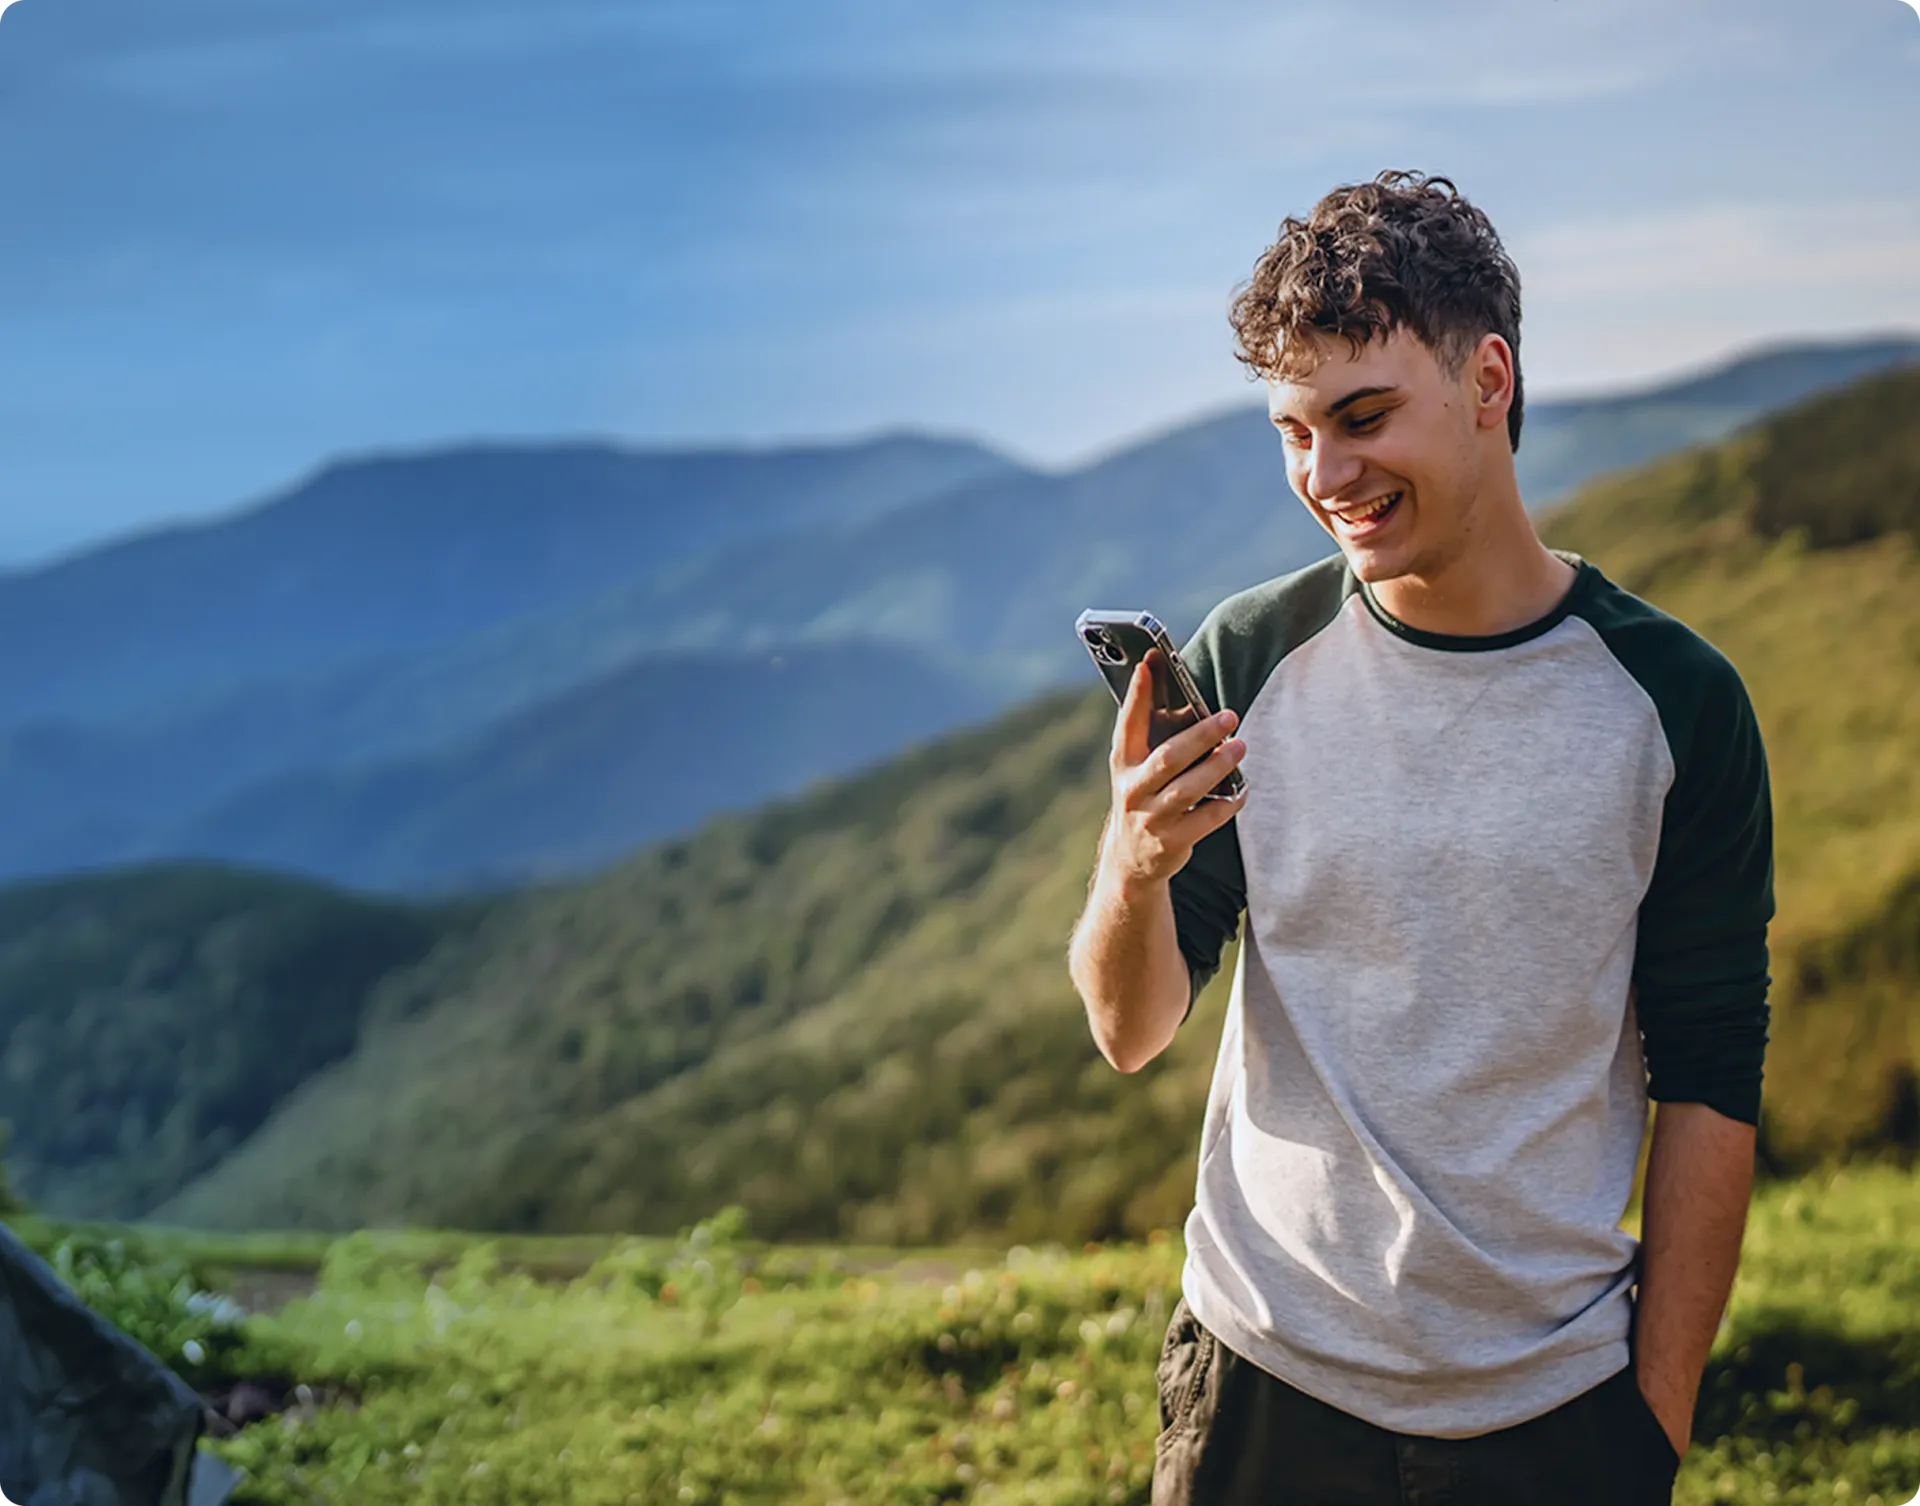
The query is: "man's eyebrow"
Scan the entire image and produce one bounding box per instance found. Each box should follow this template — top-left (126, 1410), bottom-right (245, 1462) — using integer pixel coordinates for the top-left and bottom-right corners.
top-left (1270, 385), bottom-right (1401, 424)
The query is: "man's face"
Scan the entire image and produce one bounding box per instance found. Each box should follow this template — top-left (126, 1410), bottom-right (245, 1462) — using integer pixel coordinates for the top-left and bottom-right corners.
top-left (1266, 326), bottom-right (1497, 586)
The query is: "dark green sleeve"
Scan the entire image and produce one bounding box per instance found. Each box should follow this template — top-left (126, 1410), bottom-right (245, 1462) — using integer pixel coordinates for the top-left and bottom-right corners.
top-left (1579, 575), bottom-right (1775, 1126)
top-left (1168, 554), bottom-right (1355, 1021)
top-left (1633, 650), bottom-right (1774, 1125)
top-left (1168, 606), bottom-right (1247, 1020)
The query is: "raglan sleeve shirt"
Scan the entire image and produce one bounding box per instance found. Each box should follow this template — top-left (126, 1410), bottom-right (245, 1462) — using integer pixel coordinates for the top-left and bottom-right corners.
top-left (1157, 552), bottom-right (1774, 1436)
top-left (1164, 559), bottom-right (1775, 1124)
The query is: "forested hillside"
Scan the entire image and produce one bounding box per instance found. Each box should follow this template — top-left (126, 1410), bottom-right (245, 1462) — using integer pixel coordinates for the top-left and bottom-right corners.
top-left (7, 359), bottom-right (1912, 1244)
top-left (150, 689), bottom-right (1161, 1240)
top-left (0, 866), bottom-right (481, 1219)
top-left (139, 363), bottom-right (1920, 1241)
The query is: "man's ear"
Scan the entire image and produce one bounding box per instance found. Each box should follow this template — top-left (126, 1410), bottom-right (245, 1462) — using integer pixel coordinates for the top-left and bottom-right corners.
top-left (1472, 334), bottom-right (1515, 433)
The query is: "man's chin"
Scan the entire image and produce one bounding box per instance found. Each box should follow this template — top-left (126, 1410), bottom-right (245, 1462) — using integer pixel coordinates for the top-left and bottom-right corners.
top-left (1339, 546), bottom-right (1414, 585)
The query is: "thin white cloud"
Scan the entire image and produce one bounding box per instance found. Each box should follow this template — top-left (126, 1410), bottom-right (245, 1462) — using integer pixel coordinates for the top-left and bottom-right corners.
top-left (1517, 200), bottom-right (1920, 392)
top-left (36, 0), bottom-right (1876, 116)
top-left (59, 3), bottom-right (731, 105)
top-left (67, 34), bottom-right (293, 105)
top-left (338, 2), bottom-right (733, 59)
top-left (1519, 200), bottom-right (1920, 301)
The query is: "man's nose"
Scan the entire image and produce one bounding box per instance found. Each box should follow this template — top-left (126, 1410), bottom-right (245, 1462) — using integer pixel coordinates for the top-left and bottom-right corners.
top-left (1302, 435), bottom-right (1363, 506)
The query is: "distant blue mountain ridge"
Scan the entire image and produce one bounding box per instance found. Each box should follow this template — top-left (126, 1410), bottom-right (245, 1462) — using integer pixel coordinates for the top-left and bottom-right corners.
top-left (0, 333), bottom-right (1915, 892)
top-left (0, 434), bottom-right (1020, 727)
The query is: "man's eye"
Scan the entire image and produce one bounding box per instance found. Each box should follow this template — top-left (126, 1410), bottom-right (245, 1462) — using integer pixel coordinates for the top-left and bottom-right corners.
top-left (1350, 412), bottom-right (1385, 432)
top-left (1278, 426), bottom-right (1309, 448)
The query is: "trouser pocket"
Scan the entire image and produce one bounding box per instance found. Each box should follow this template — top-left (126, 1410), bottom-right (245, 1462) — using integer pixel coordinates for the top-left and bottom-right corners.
top-left (1155, 1296), bottom-right (1217, 1441)
top-left (1609, 1365), bottom-right (1682, 1499)
top-left (1151, 1297), bottom-right (1233, 1506)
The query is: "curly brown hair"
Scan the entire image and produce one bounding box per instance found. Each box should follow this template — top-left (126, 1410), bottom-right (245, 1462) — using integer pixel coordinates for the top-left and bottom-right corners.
top-left (1228, 170), bottom-right (1526, 451)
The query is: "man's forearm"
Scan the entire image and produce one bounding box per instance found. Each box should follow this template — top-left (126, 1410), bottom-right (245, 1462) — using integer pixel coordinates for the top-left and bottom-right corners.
top-left (1632, 1099), bottom-right (1757, 1460)
top-left (1068, 847), bottom-right (1192, 1074)
top-left (1072, 679), bottom-right (1243, 1073)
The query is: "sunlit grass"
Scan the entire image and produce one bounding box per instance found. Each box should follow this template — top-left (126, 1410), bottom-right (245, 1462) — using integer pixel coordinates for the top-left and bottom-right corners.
top-left (181, 1165), bottom-right (1920, 1505)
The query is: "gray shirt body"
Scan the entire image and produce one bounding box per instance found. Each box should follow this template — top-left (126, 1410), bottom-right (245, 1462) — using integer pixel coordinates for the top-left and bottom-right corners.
top-left (1168, 551), bottom-right (1772, 1437)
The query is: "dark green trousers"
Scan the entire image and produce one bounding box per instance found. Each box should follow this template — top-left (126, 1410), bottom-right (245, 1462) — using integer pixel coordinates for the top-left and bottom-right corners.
top-left (1152, 1298), bottom-right (1681, 1505)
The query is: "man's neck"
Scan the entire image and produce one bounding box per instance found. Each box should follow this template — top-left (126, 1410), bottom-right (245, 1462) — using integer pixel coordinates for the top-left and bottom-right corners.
top-left (1368, 531), bottom-right (1578, 640)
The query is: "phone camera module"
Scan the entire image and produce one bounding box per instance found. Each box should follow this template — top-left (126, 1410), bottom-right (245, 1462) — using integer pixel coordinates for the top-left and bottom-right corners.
top-left (1084, 627), bottom-right (1127, 667)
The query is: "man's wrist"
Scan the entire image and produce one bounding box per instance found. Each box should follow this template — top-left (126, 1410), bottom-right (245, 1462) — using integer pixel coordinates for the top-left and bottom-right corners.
top-left (1093, 851), bottom-right (1170, 909)
top-left (1631, 1352), bottom-right (1697, 1459)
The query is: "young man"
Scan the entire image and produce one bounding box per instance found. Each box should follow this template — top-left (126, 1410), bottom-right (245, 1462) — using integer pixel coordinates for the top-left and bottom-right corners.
top-left (1067, 171), bottom-right (1773, 1505)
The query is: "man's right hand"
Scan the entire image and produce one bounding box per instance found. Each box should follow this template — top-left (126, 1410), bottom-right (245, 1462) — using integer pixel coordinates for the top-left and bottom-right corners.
top-left (1071, 650), bottom-right (1245, 1073)
top-left (1101, 650), bottom-right (1248, 889)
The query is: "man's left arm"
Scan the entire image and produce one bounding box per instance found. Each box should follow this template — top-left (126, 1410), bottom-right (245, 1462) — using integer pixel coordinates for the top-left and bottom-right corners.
top-left (1626, 647), bottom-right (1777, 1463)
top-left (1632, 1101), bottom-right (1755, 1461)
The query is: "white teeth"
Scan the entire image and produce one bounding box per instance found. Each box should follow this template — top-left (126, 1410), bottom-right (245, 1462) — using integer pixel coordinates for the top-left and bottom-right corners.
top-left (1337, 492), bottom-right (1398, 526)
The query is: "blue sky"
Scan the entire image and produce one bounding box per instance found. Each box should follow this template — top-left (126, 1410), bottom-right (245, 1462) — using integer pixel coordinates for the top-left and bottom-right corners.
top-left (1, 0), bottom-right (1917, 564)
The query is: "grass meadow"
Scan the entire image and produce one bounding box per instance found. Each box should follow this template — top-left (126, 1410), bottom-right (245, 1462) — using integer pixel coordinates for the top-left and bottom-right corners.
top-left (29, 1158), bottom-right (1909, 1505)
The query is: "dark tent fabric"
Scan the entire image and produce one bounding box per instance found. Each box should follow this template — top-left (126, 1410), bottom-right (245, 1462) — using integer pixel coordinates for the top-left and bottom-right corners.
top-left (0, 1222), bottom-right (240, 1506)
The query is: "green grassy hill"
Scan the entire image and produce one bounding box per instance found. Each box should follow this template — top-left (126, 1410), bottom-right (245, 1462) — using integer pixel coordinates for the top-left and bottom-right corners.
top-left (1513, 332), bottom-right (1920, 507)
top-left (151, 689), bottom-right (1173, 1241)
top-left (141, 362), bottom-right (1920, 1243)
top-left (1545, 362), bottom-right (1920, 1165)
top-left (0, 865), bottom-right (482, 1219)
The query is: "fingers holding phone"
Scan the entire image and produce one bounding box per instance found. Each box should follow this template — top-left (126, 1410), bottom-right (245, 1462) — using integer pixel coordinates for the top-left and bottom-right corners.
top-left (1116, 652), bottom-right (1240, 798)
top-left (1078, 610), bottom-right (1249, 885)
top-left (1153, 710), bottom-right (1249, 815)
top-left (1106, 651), bottom-right (1247, 886)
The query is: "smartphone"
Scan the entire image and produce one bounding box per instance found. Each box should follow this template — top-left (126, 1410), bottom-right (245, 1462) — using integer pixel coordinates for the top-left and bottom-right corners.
top-left (1075, 608), bottom-right (1246, 801)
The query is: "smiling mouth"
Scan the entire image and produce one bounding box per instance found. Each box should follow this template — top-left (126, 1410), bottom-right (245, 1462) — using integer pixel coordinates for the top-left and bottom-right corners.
top-left (1329, 490), bottom-right (1403, 535)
